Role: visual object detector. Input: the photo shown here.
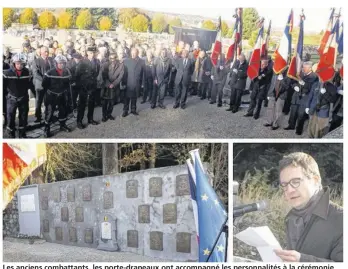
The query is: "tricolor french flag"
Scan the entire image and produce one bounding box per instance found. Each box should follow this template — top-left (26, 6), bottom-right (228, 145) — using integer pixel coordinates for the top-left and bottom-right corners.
top-left (317, 17), bottom-right (340, 82)
top-left (226, 8), bottom-right (243, 63)
top-left (211, 16), bottom-right (222, 66)
top-left (287, 13), bottom-right (305, 81)
top-left (247, 19), bottom-right (264, 80)
top-left (318, 8), bottom-right (335, 56)
top-left (273, 9), bottom-right (293, 74)
top-left (261, 20), bottom-right (271, 58)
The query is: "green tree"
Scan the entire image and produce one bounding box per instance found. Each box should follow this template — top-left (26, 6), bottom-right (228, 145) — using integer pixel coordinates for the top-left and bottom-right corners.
top-left (202, 20), bottom-right (216, 30)
top-left (168, 17), bottom-right (182, 34)
top-left (76, 9), bottom-right (94, 30)
top-left (226, 26), bottom-right (234, 38)
top-left (19, 8), bottom-right (38, 25)
top-left (119, 8), bottom-right (139, 30)
top-left (131, 14), bottom-right (149, 32)
top-left (243, 8), bottom-right (260, 40)
top-left (221, 21), bottom-right (229, 37)
top-left (248, 29), bottom-right (259, 47)
top-left (38, 11), bottom-right (56, 29)
top-left (99, 16), bottom-right (113, 31)
top-left (57, 11), bottom-right (73, 29)
top-left (151, 13), bottom-right (167, 33)
top-left (90, 8), bottom-right (116, 27)
top-left (3, 8), bottom-right (15, 29)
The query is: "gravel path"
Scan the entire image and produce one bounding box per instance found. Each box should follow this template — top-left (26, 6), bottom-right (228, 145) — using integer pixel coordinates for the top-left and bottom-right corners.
top-left (3, 240), bottom-right (169, 262)
top-left (5, 93), bottom-right (340, 139)
top-left (51, 95), bottom-right (309, 139)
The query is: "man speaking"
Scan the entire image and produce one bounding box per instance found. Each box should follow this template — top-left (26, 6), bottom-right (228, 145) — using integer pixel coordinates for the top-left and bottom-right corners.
top-left (274, 152), bottom-right (343, 262)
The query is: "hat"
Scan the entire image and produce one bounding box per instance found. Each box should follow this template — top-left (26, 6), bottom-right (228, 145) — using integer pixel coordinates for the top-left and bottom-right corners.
top-left (23, 40), bottom-right (30, 47)
top-left (87, 47), bottom-right (96, 52)
top-left (72, 53), bottom-right (83, 60)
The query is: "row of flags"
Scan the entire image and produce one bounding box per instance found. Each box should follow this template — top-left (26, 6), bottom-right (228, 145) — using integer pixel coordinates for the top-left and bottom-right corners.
top-left (210, 8), bottom-right (343, 83)
top-left (186, 149), bottom-right (228, 262)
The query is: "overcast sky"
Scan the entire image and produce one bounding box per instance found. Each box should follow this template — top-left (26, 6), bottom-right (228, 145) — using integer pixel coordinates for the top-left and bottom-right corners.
top-left (147, 8), bottom-right (343, 33)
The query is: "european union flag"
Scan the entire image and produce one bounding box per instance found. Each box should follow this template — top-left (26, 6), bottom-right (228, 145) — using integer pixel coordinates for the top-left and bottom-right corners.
top-left (193, 151), bottom-right (227, 262)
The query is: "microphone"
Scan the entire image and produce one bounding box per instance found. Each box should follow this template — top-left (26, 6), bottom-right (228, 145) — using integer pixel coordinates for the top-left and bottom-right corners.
top-left (233, 201), bottom-right (267, 218)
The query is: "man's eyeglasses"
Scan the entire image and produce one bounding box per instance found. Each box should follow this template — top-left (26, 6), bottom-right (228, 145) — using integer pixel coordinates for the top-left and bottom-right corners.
top-left (279, 178), bottom-right (304, 190)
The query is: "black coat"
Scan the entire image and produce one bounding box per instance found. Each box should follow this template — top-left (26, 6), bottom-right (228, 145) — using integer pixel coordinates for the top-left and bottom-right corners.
top-left (102, 61), bottom-right (125, 100)
top-left (291, 72), bottom-right (319, 106)
top-left (192, 57), bottom-right (212, 83)
top-left (124, 57), bottom-right (145, 98)
top-left (32, 57), bottom-right (54, 90)
top-left (251, 66), bottom-right (273, 100)
top-left (3, 66), bottom-right (31, 98)
top-left (153, 57), bottom-right (171, 85)
top-left (42, 68), bottom-right (71, 94)
top-left (229, 60), bottom-right (248, 90)
top-left (174, 57), bottom-right (194, 86)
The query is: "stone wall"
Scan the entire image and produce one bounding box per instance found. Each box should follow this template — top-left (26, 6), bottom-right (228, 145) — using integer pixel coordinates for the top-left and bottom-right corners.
top-left (38, 165), bottom-right (197, 261)
top-left (3, 195), bottom-right (19, 238)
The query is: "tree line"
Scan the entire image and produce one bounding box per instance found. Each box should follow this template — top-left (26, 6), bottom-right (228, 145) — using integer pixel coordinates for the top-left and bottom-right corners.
top-left (3, 7), bottom-right (263, 38)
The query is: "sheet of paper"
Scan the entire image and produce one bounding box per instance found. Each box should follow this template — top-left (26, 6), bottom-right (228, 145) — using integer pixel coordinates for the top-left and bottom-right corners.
top-left (235, 226), bottom-right (283, 262)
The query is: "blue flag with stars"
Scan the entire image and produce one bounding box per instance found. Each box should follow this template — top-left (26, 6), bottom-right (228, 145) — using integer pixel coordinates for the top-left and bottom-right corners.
top-left (194, 152), bottom-right (227, 262)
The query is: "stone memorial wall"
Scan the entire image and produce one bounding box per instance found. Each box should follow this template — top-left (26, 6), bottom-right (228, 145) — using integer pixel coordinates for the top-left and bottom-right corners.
top-left (38, 165), bottom-right (198, 261)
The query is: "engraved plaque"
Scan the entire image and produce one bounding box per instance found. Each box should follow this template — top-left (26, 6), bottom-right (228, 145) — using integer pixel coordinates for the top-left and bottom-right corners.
top-left (127, 230), bottom-right (138, 248)
top-left (103, 191), bottom-right (113, 209)
top-left (67, 186), bottom-right (75, 202)
top-left (75, 207), bottom-right (84, 222)
top-left (149, 177), bottom-right (163, 197)
top-left (101, 222), bottom-right (112, 240)
top-left (61, 207), bottom-right (69, 222)
top-left (55, 227), bottom-right (63, 241)
top-left (85, 228), bottom-right (93, 243)
top-left (176, 175), bottom-right (190, 196)
top-left (69, 227), bottom-right (77, 242)
top-left (43, 219), bottom-right (49, 233)
top-left (82, 184), bottom-right (91, 201)
top-left (138, 205), bottom-right (150, 223)
top-left (126, 180), bottom-right (138, 198)
top-left (176, 232), bottom-right (191, 253)
top-left (163, 203), bottom-right (177, 224)
top-left (41, 196), bottom-right (48, 210)
top-left (53, 187), bottom-right (61, 203)
top-left (150, 231), bottom-right (163, 251)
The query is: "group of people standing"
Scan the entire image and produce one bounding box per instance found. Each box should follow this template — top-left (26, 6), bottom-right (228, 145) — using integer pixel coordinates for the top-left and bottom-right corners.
top-left (2, 34), bottom-right (343, 138)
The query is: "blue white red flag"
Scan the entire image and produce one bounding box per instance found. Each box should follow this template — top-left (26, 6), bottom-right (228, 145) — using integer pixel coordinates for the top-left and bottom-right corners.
top-left (273, 9), bottom-right (293, 74)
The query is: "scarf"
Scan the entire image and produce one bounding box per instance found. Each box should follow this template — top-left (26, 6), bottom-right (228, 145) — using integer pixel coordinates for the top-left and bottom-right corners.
top-left (194, 57), bottom-right (204, 81)
top-left (286, 188), bottom-right (323, 249)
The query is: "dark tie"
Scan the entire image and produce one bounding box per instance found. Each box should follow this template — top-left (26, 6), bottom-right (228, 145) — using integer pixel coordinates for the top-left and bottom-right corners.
top-left (184, 59), bottom-right (187, 68)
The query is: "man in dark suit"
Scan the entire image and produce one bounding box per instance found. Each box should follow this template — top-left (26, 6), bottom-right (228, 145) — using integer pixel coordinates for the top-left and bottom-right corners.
top-left (152, 48), bottom-right (171, 109)
top-left (123, 48), bottom-right (145, 117)
top-left (210, 53), bottom-right (228, 107)
top-left (226, 53), bottom-right (248, 113)
top-left (173, 49), bottom-right (193, 109)
top-left (284, 61), bottom-right (318, 135)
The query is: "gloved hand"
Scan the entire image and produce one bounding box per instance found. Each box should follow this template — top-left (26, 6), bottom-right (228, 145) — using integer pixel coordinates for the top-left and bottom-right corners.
top-left (262, 74), bottom-right (265, 77)
top-left (338, 89), bottom-right (344, 95)
top-left (233, 68), bottom-right (238, 73)
top-left (211, 75), bottom-right (214, 80)
top-left (220, 66), bottom-right (224, 70)
top-left (305, 108), bottom-right (309, 114)
top-left (320, 88), bottom-right (326, 94)
top-left (299, 80), bottom-right (305, 86)
top-left (258, 76), bottom-right (262, 80)
top-left (267, 97), bottom-right (270, 100)
top-left (294, 86), bottom-right (300, 92)
top-left (277, 74), bottom-right (283, 81)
